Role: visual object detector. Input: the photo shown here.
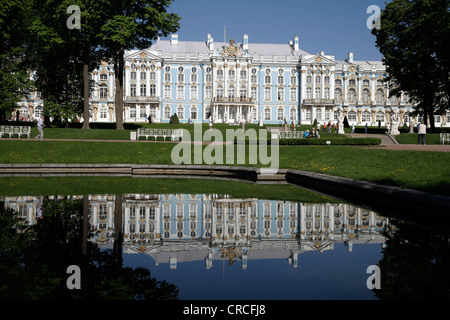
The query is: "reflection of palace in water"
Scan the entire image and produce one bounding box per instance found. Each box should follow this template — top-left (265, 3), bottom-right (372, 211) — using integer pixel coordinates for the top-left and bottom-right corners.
top-left (2, 194), bottom-right (387, 269)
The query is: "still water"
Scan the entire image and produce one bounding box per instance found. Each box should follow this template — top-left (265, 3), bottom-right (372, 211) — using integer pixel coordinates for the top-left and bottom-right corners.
top-left (1, 184), bottom-right (450, 300)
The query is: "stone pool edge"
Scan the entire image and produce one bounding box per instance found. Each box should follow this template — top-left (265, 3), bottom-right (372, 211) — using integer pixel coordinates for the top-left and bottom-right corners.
top-left (1, 163), bottom-right (449, 220)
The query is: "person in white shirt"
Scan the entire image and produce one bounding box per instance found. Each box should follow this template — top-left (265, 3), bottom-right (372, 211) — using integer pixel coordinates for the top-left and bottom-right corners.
top-left (35, 115), bottom-right (45, 141)
top-left (417, 121), bottom-right (427, 145)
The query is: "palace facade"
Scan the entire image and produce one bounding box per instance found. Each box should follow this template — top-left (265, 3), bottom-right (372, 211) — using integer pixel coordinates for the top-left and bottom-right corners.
top-left (2, 193), bottom-right (387, 270)
top-left (16, 33), bottom-right (450, 126)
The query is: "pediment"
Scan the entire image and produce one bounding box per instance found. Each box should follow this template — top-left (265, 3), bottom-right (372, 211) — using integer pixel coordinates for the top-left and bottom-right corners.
top-left (301, 54), bottom-right (336, 65)
top-left (125, 49), bottom-right (161, 62)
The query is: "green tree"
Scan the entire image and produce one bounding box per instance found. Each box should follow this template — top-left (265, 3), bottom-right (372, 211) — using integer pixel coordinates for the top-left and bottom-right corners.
top-left (375, 219), bottom-right (450, 300)
top-left (0, 198), bottom-right (179, 300)
top-left (24, 1), bottom-right (111, 127)
top-left (26, 0), bottom-right (85, 125)
top-left (372, 0), bottom-right (450, 131)
top-left (0, 0), bottom-right (33, 121)
top-left (99, 0), bottom-right (181, 130)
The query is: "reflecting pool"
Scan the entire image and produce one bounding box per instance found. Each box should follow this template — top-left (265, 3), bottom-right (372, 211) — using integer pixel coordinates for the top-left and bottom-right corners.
top-left (1, 179), bottom-right (450, 300)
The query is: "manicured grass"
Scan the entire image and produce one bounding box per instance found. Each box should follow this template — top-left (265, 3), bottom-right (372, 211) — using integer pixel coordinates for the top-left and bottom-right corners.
top-left (396, 133), bottom-right (441, 145)
top-left (1, 139), bottom-right (450, 196)
top-left (0, 176), bottom-right (336, 202)
top-left (20, 123), bottom-right (347, 141)
top-left (278, 145), bottom-right (450, 196)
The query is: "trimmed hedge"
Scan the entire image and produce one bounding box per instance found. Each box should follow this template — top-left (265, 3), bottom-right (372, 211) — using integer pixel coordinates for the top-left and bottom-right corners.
top-left (235, 137), bottom-right (381, 145)
top-left (279, 138), bottom-right (381, 145)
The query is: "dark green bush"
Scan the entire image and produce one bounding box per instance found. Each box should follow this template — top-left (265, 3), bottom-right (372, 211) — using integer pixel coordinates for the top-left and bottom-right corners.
top-left (170, 113), bottom-right (180, 124)
top-left (235, 137), bottom-right (381, 145)
top-left (279, 138), bottom-right (381, 145)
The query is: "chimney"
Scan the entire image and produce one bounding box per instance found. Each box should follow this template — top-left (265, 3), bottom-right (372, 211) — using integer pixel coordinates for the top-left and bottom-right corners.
top-left (348, 52), bottom-right (354, 63)
top-left (207, 33), bottom-right (214, 50)
top-left (171, 34), bottom-right (178, 45)
top-left (293, 36), bottom-right (299, 51)
top-left (243, 34), bottom-right (249, 50)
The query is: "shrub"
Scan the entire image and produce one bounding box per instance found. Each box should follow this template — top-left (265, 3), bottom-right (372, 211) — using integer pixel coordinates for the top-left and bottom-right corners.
top-left (279, 138), bottom-right (381, 145)
top-left (343, 116), bottom-right (350, 128)
top-left (170, 113), bottom-right (180, 124)
top-left (235, 137), bottom-right (382, 146)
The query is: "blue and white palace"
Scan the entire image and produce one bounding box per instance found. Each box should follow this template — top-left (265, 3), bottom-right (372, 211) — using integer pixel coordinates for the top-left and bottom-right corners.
top-left (16, 33), bottom-right (450, 127)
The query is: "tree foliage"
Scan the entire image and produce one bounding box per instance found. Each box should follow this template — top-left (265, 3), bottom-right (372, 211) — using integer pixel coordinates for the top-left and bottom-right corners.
top-left (0, 198), bottom-right (179, 300)
top-left (0, 0), bottom-right (34, 121)
top-left (372, 0), bottom-right (450, 131)
top-left (99, 0), bottom-right (181, 130)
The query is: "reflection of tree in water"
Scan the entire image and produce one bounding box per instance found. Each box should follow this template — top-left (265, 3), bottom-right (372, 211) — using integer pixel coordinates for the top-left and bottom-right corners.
top-left (375, 219), bottom-right (450, 300)
top-left (0, 197), bottom-right (178, 300)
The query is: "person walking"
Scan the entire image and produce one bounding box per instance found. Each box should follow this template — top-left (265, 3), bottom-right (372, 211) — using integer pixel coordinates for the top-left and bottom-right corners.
top-left (417, 121), bottom-right (427, 145)
top-left (365, 123), bottom-right (368, 134)
top-left (35, 115), bottom-right (45, 141)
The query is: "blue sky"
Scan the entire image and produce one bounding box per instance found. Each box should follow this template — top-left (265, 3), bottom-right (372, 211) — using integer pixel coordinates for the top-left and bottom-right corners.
top-left (163, 0), bottom-right (391, 61)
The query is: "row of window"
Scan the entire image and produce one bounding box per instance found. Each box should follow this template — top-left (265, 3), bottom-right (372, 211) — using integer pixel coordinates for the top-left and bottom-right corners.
top-left (303, 109), bottom-right (412, 122)
top-left (118, 84), bottom-right (299, 102)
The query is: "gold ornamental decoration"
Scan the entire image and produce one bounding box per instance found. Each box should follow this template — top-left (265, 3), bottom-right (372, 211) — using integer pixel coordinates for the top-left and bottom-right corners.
top-left (222, 39), bottom-right (241, 58)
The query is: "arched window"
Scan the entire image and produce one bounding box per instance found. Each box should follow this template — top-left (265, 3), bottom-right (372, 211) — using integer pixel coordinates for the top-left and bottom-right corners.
top-left (362, 111), bottom-right (371, 122)
top-left (348, 88), bottom-right (356, 103)
top-left (164, 106), bottom-right (171, 119)
top-left (376, 89), bottom-right (384, 104)
top-left (362, 89), bottom-right (370, 104)
top-left (334, 88), bottom-right (342, 102)
top-left (34, 105), bottom-right (43, 118)
top-left (264, 107), bottom-right (271, 120)
top-left (277, 108), bottom-right (284, 121)
top-left (228, 86), bottom-right (235, 98)
top-left (190, 106), bottom-right (197, 120)
top-left (347, 111), bottom-right (357, 122)
top-left (315, 87), bottom-right (321, 99)
top-left (404, 112), bottom-right (410, 123)
top-left (177, 106), bottom-right (184, 120)
top-left (376, 111), bottom-right (384, 122)
top-left (290, 108), bottom-right (296, 121)
top-left (335, 79), bottom-right (342, 86)
top-left (217, 85), bottom-right (223, 98)
top-left (240, 86), bottom-right (247, 98)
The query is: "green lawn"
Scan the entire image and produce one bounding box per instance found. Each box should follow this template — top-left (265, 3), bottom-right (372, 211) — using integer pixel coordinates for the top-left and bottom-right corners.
top-left (396, 133), bottom-right (441, 145)
top-left (23, 123), bottom-right (347, 141)
top-left (1, 139), bottom-right (450, 196)
top-left (0, 176), bottom-right (336, 202)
